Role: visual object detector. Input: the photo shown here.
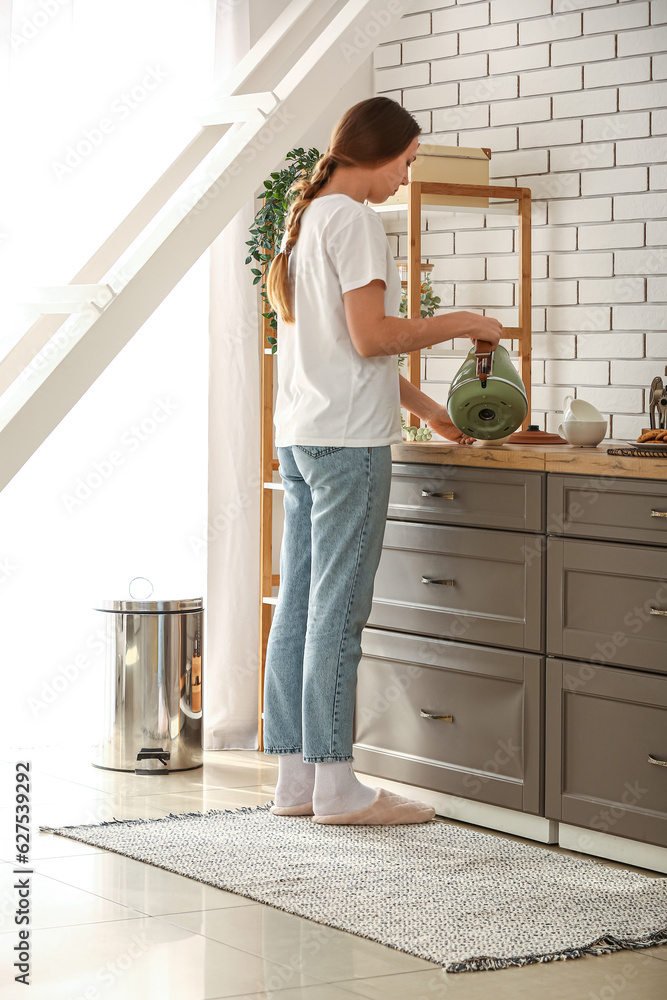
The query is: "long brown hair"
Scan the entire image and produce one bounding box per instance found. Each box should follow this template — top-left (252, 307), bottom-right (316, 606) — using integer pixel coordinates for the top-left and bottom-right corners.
top-left (266, 96), bottom-right (421, 324)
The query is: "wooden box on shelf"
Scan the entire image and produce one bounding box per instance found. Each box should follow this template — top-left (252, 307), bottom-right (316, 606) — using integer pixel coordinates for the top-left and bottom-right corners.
top-left (369, 143), bottom-right (491, 210)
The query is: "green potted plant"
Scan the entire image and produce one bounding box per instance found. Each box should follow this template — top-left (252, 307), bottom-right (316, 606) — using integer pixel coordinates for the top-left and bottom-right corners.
top-left (397, 275), bottom-right (441, 371)
top-left (398, 276), bottom-right (440, 440)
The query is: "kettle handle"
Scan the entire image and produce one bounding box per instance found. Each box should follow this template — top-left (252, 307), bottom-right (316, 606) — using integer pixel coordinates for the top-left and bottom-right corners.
top-left (474, 339), bottom-right (494, 382)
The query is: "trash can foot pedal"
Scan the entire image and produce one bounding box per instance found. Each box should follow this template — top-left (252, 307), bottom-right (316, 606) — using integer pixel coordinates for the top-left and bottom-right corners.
top-left (135, 747), bottom-right (171, 774)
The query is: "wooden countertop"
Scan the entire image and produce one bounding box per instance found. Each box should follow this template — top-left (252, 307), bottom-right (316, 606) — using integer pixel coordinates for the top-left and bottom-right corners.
top-left (390, 438), bottom-right (667, 480)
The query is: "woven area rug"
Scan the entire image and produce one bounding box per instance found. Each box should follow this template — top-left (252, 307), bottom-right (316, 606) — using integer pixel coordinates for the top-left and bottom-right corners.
top-left (40, 803), bottom-right (667, 974)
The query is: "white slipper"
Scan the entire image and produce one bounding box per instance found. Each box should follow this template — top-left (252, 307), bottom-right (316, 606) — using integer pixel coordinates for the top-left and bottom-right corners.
top-left (270, 800), bottom-right (314, 816)
top-left (312, 787), bottom-right (436, 825)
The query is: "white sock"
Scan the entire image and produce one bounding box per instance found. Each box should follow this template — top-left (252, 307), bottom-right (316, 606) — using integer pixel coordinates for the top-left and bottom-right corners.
top-left (313, 761), bottom-right (378, 816)
top-left (274, 752), bottom-right (316, 807)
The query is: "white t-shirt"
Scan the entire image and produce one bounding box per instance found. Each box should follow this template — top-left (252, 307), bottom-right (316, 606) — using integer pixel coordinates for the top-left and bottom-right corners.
top-left (273, 193), bottom-right (403, 448)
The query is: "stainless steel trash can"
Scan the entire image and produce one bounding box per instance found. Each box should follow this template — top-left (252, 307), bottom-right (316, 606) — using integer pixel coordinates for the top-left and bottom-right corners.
top-left (92, 581), bottom-right (204, 774)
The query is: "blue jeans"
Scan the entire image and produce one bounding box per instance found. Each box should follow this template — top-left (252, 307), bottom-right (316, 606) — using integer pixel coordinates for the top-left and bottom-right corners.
top-left (263, 444), bottom-right (392, 762)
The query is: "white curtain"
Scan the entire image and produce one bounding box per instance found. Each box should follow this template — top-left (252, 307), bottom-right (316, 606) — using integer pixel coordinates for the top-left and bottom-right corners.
top-left (202, 1), bottom-right (376, 750)
top-left (204, 0), bottom-right (261, 749)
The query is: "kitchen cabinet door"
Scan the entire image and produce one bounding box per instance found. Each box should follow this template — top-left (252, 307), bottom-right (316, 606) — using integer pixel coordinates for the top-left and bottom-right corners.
top-left (547, 474), bottom-right (667, 547)
top-left (389, 462), bottom-right (545, 532)
top-left (547, 536), bottom-right (667, 673)
top-left (546, 658), bottom-right (667, 848)
top-left (368, 519), bottom-right (544, 652)
top-left (354, 627), bottom-right (544, 813)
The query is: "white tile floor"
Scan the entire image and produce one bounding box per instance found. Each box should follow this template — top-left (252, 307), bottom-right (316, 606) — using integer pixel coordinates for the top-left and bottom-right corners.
top-left (0, 745), bottom-right (665, 1000)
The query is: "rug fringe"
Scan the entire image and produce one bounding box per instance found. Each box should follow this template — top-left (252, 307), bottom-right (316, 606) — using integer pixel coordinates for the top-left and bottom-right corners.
top-left (445, 928), bottom-right (667, 973)
top-left (39, 801), bottom-right (275, 834)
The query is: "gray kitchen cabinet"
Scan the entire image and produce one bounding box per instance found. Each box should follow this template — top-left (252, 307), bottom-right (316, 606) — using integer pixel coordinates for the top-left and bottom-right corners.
top-left (366, 519), bottom-right (543, 651)
top-left (389, 462), bottom-right (545, 532)
top-left (546, 536), bottom-right (667, 674)
top-left (354, 460), bottom-right (667, 855)
top-left (353, 627), bottom-right (543, 814)
top-left (547, 474), bottom-right (667, 547)
top-left (546, 658), bottom-right (667, 849)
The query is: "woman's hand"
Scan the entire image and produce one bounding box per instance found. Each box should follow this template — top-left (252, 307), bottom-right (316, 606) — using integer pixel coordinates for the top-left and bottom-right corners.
top-left (425, 406), bottom-right (476, 446)
top-left (466, 315), bottom-right (503, 350)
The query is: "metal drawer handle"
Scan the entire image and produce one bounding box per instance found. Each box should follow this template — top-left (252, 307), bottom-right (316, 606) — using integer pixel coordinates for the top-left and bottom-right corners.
top-left (650, 608), bottom-right (667, 616)
top-left (421, 489), bottom-right (454, 500)
top-left (421, 576), bottom-right (455, 586)
top-left (650, 510), bottom-right (667, 517)
top-left (648, 754), bottom-right (667, 767)
top-left (420, 709), bottom-right (454, 722)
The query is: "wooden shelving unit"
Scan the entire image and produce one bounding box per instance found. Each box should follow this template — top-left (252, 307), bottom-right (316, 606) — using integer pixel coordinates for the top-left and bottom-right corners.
top-left (257, 179), bottom-right (532, 748)
top-left (396, 178), bottom-right (532, 428)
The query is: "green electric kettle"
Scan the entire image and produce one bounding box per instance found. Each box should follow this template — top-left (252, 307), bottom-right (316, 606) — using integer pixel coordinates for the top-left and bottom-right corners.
top-left (447, 340), bottom-right (528, 440)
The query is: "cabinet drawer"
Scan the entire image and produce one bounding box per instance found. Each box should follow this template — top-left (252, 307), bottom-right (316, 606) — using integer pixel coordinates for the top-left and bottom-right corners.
top-left (546, 659), bottom-right (667, 848)
top-left (368, 519), bottom-right (543, 651)
top-left (389, 463), bottom-right (545, 532)
top-left (354, 627), bottom-right (543, 813)
top-left (547, 474), bottom-right (667, 546)
top-left (546, 537), bottom-right (667, 673)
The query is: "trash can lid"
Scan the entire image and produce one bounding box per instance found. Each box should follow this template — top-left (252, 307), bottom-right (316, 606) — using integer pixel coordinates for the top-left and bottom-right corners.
top-left (93, 597), bottom-right (204, 614)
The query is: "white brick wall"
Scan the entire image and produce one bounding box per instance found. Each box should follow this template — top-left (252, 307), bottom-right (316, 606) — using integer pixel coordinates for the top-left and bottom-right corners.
top-left (584, 2), bottom-right (650, 33)
top-left (583, 111), bottom-right (650, 142)
top-left (520, 65), bottom-right (582, 97)
top-left (581, 166), bottom-right (648, 196)
top-left (616, 136), bottom-right (667, 164)
top-left (620, 81), bottom-right (667, 111)
top-left (617, 24), bottom-right (667, 56)
top-left (490, 43), bottom-right (549, 74)
top-left (553, 87), bottom-right (617, 118)
top-left (491, 95), bottom-right (550, 126)
top-left (584, 56), bottom-right (650, 88)
top-left (491, 0), bottom-right (551, 23)
top-left (519, 13), bottom-right (581, 47)
top-left (552, 33), bottom-right (616, 67)
top-left (374, 0), bottom-right (667, 438)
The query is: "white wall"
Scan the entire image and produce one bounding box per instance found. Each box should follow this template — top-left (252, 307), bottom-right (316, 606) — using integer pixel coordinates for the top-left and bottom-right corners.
top-left (0, 1), bottom-right (213, 750)
top-left (374, 0), bottom-right (667, 438)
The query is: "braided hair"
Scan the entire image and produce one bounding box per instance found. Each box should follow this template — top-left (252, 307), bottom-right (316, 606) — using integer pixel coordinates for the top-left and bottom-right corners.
top-left (266, 97), bottom-right (421, 324)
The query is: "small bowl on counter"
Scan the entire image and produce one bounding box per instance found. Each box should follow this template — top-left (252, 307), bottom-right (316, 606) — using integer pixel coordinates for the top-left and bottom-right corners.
top-left (557, 419), bottom-right (607, 447)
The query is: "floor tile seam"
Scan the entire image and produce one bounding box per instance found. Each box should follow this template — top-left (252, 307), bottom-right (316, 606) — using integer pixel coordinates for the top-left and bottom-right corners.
top-left (0, 909), bottom-right (152, 936)
top-left (22, 866), bottom-right (156, 916)
top-left (155, 907), bottom-right (440, 979)
top-left (152, 910), bottom-right (340, 978)
top-left (16, 847), bottom-right (107, 862)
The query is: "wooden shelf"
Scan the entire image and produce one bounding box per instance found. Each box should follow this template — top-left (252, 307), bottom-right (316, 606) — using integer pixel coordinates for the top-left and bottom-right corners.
top-left (369, 179), bottom-right (532, 429)
top-left (371, 200), bottom-right (522, 218)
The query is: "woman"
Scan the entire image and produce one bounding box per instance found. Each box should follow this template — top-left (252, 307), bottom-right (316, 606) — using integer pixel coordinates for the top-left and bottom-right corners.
top-left (263, 96), bottom-right (502, 825)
